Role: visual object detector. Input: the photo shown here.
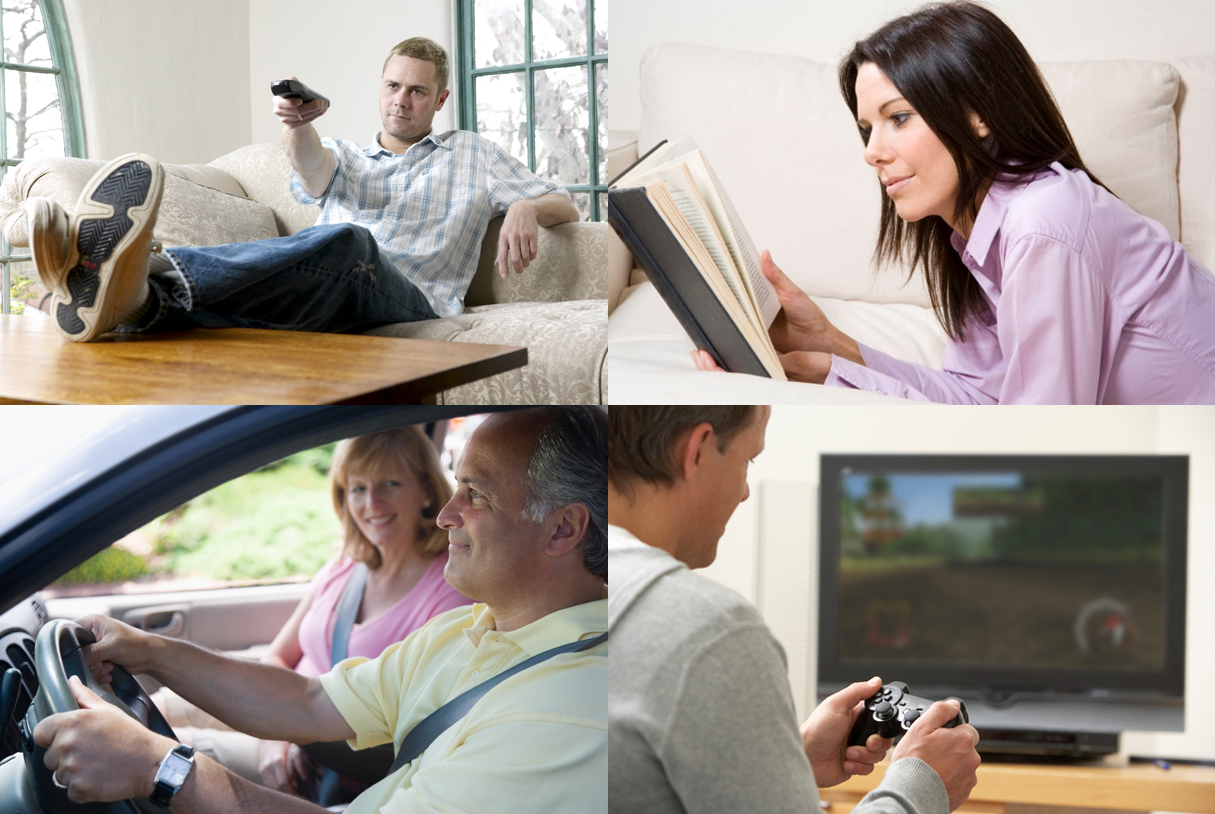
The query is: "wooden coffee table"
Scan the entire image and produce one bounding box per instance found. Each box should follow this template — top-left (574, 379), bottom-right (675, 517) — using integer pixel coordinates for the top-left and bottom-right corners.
top-left (0, 314), bottom-right (528, 404)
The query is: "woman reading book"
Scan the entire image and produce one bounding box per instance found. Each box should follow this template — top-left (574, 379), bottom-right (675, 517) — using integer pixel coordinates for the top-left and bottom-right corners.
top-left (692, 0), bottom-right (1215, 404)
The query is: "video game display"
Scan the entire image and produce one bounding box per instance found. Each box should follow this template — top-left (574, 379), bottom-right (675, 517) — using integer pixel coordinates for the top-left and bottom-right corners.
top-left (836, 470), bottom-right (1167, 671)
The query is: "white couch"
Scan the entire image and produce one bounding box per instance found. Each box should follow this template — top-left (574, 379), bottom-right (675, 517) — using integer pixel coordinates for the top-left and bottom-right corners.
top-left (608, 44), bottom-right (1215, 404)
top-left (1, 144), bottom-right (608, 405)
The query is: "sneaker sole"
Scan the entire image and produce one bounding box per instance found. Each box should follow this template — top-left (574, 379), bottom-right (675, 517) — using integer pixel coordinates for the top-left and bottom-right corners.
top-left (54, 156), bottom-right (161, 341)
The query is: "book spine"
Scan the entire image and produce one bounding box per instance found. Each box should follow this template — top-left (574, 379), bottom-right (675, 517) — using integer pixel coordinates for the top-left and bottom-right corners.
top-left (608, 187), bottom-right (771, 378)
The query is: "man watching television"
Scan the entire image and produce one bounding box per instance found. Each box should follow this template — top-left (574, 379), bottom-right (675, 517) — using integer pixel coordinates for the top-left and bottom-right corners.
top-left (608, 405), bottom-right (981, 813)
top-left (28, 37), bottom-right (578, 343)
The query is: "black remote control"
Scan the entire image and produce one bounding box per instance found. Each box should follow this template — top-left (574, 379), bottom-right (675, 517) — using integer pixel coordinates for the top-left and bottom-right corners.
top-left (270, 79), bottom-right (330, 106)
top-left (847, 681), bottom-right (968, 746)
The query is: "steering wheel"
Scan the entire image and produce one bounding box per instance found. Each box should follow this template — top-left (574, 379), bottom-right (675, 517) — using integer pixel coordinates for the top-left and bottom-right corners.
top-left (18, 619), bottom-right (179, 813)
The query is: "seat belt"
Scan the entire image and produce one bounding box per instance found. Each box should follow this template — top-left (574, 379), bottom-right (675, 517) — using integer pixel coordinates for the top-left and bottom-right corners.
top-left (331, 562), bottom-right (369, 665)
top-left (387, 630), bottom-right (608, 775)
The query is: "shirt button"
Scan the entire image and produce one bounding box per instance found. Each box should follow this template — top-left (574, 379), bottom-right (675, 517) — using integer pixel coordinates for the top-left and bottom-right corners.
top-left (471, 671), bottom-right (481, 679)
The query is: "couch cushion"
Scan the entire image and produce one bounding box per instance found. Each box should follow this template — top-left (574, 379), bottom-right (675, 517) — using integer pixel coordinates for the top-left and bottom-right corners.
top-left (1175, 56), bottom-right (1215, 271)
top-left (637, 44), bottom-right (1183, 306)
top-left (0, 156), bottom-right (280, 250)
top-left (465, 220), bottom-right (610, 307)
top-left (365, 299), bottom-right (606, 404)
top-left (208, 143), bottom-right (320, 237)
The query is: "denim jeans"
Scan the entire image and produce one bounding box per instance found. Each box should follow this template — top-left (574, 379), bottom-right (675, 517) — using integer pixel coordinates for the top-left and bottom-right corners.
top-left (122, 223), bottom-right (438, 333)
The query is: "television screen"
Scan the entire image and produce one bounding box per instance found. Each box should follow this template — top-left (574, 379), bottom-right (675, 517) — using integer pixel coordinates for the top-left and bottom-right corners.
top-left (817, 454), bottom-right (1187, 744)
top-left (836, 470), bottom-right (1165, 672)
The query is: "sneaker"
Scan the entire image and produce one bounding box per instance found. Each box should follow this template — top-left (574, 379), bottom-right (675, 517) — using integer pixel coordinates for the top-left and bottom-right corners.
top-left (34, 153), bottom-right (165, 342)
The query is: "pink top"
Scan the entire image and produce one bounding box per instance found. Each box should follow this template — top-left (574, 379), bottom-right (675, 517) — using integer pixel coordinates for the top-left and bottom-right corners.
top-left (294, 552), bottom-right (471, 677)
top-left (825, 163), bottom-right (1215, 404)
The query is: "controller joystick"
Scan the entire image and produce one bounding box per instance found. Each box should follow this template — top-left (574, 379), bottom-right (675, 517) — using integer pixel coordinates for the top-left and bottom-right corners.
top-left (846, 681), bottom-right (968, 747)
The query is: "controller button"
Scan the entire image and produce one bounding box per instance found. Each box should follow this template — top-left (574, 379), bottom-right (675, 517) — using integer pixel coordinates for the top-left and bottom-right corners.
top-left (902, 709), bottom-right (920, 728)
top-left (886, 685), bottom-right (904, 704)
top-left (874, 700), bottom-right (896, 721)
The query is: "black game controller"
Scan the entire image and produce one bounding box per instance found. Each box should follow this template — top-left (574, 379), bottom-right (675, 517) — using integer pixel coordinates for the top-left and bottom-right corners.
top-left (270, 79), bottom-right (330, 106)
top-left (847, 681), bottom-right (968, 747)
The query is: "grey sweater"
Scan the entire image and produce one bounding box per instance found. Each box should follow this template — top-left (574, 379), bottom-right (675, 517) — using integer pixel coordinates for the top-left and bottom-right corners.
top-left (608, 526), bottom-right (948, 814)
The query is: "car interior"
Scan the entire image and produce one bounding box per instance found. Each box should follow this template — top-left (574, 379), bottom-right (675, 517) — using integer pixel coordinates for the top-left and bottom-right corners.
top-left (0, 405), bottom-right (505, 814)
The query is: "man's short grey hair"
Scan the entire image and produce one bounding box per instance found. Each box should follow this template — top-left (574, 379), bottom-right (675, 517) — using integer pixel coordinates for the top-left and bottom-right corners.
top-left (521, 407), bottom-right (608, 581)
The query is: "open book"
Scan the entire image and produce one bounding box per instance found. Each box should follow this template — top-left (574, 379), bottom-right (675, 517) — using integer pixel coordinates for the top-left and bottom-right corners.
top-left (608, 136), bottom-right (785, 379)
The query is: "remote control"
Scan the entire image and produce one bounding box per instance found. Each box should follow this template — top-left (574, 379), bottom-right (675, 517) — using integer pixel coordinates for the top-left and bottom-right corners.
top-left (847, 681), bottom-right (968, 746)
top-left (270, 79), bottom-right (330, 106)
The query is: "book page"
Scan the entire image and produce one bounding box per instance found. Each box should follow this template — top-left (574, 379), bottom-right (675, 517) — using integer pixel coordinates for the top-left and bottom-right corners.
top-left (686, 151), bottom-right (781, 330)
top-left (612, 134), bottom-right (700, 188)
top-left (645, 180), bottom-right (785, 380)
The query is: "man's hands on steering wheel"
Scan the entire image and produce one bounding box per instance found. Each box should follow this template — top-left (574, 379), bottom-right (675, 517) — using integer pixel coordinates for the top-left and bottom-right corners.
top-left (76, 614), bottom-right (157, 686)
top-left (32, 676), bottom-right (173, 804)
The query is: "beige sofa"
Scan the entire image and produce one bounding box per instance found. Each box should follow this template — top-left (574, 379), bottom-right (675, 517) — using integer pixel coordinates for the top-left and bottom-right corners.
top-left (608, 45), bottom-right (1215, 404)
top-left (0, 143), bottom-right (608, 405)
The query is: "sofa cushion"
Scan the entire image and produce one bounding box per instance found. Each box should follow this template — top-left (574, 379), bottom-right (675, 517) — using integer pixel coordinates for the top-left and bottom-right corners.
top-left (1175, 56), bottom-right (1215, 271)
top-left (465, 220), bottom-right (610, 307)
top-left (0, 156), bottom-right (280, 250)
top-left (365, 299), bottom-right (607, 404)
top-left (207, 143), bottom-right (320, 237)
top-left (637, 44), bottom-right (1183, 307)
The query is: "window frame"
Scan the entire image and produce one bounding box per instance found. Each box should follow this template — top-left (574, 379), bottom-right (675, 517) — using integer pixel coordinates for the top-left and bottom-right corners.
top-left (455, 0), bottom-right (606, 222)
top-left (1, 0), bottom-right (85, 315)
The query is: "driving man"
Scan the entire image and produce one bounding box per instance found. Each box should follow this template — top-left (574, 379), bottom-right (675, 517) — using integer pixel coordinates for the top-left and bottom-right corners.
top-left (608, 406), bottom-right (981, 813)
top-left (29, 37), bottom-right (579, 342)
top-left (34, 407), bottom-right (607, 813)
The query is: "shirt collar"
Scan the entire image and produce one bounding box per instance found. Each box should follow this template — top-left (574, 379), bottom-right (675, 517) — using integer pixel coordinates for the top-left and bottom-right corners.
top-left (363, 129), bottom-right (452, 157)
top-left (462, 597), bottom-right (608, 657)
top-left (951, 162), bottom-right (1064, 267)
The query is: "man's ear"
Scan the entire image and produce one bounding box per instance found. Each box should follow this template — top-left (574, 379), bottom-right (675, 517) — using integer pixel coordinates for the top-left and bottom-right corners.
top-left (545, 504), bottom-right (590, 557)
top-left (435, 89), bottom-right (450, 110)
top-left (678, 423), bottom-right (715, 484)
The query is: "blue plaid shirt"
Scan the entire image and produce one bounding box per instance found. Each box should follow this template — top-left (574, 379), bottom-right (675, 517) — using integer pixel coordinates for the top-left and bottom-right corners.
top-left (289, 129), bottom-right (568, 317)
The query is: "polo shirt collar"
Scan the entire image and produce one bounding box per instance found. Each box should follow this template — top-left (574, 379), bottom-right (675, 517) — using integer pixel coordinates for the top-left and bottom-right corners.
top-left (462, 598), bottom-right (608, 657)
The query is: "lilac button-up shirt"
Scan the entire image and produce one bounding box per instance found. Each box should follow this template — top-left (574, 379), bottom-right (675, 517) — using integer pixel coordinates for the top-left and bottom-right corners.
top-left (825, 163), bottom-right (1215, 404)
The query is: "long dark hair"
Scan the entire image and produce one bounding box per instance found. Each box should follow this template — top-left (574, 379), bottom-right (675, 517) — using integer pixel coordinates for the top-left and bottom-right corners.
top-left (839, 1), bottom-right (1107, 340)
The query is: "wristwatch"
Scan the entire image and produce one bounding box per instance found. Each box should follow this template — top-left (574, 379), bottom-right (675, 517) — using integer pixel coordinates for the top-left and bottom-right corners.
top-left (149, 743), bottom-right (195, 807)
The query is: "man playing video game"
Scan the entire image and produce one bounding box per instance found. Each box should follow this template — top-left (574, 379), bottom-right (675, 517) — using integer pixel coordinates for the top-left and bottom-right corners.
top-left (608, 406), bottom-right (982, 813)
top-left (27, 37), bottom-right (578, 342)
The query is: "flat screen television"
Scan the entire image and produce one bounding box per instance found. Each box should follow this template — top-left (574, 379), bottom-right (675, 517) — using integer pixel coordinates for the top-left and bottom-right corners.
top-left (817, 454), bottom-right (1188, 758)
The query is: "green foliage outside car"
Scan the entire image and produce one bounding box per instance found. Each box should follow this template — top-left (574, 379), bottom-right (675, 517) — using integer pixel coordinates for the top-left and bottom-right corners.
top-left (53, 444), bottom-right (342, 587)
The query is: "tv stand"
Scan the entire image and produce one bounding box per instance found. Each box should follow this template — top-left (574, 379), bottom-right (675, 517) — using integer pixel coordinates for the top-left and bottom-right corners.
top-left (976, 727), bottom-right (1120, 760)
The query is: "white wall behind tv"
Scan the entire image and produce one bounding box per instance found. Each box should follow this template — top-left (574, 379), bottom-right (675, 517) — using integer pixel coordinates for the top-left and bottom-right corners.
top-left (698, 406), bottom-right (1215, 764)
top-left (612, 0), bottom-right (1215, 134)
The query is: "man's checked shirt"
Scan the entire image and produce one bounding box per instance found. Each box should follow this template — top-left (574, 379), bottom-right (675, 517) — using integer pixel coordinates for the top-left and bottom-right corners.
top-left (290, 130), bottom-right (568, 318)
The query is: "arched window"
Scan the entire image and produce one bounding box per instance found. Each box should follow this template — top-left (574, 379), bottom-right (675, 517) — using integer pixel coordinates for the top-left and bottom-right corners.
top-left (2, 0), bottom-right (84, 315)
top-left (457, 0), bottom-right (607, 222)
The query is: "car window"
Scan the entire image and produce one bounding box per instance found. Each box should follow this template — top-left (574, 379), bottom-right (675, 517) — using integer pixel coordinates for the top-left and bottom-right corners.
top-left (40, 416), bottom-right (488, 601)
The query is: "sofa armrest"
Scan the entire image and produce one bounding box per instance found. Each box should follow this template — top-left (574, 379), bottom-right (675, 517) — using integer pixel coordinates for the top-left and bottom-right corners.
top-left (465, 219), bottom-right (608, 307)
top-left (608, 130), bottom-right (639, 183)
top-left (608, 228), bottom-right (634, 315)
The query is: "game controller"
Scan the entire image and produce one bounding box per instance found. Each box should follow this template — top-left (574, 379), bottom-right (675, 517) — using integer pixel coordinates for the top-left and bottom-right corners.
top-left (846, 681), bottom-right (968, 746)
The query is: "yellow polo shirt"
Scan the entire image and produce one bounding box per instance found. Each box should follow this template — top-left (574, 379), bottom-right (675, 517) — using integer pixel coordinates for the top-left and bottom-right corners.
top-left (318, 597), bottom-right (607, 814)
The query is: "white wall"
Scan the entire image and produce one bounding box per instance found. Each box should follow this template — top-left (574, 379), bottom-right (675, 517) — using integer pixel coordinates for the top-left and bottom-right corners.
top-left (247, 0), bottom-right (456, 148)
top-left (613, 0), bottom-right (1215, 134)
top-left (63, 0), bottom-right (252, 164)
top-left (699, 406), bottom-right (1215, 763)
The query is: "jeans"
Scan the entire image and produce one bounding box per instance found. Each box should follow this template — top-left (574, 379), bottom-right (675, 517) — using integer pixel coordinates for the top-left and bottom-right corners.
top-left (123, 223), bottom-right (438, 333)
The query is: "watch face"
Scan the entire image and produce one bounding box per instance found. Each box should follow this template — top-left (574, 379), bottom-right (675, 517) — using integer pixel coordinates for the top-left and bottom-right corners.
top-left (159, 753), bottom-right (192, 786)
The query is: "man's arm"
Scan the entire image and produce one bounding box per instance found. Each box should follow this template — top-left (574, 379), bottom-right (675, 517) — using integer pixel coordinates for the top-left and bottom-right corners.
top-left (273, 78), bottom-right (336, 199)
top-left (34, 677), bottom-right (326, 813)
top-left (79, 615), bottom-right (353, 745)
top-left (495, 192), bottom-right (580, 278)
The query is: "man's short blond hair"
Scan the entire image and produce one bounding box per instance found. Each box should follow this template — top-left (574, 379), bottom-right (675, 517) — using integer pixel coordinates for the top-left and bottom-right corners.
top-left (383, 37), bottom-right (450, 92)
